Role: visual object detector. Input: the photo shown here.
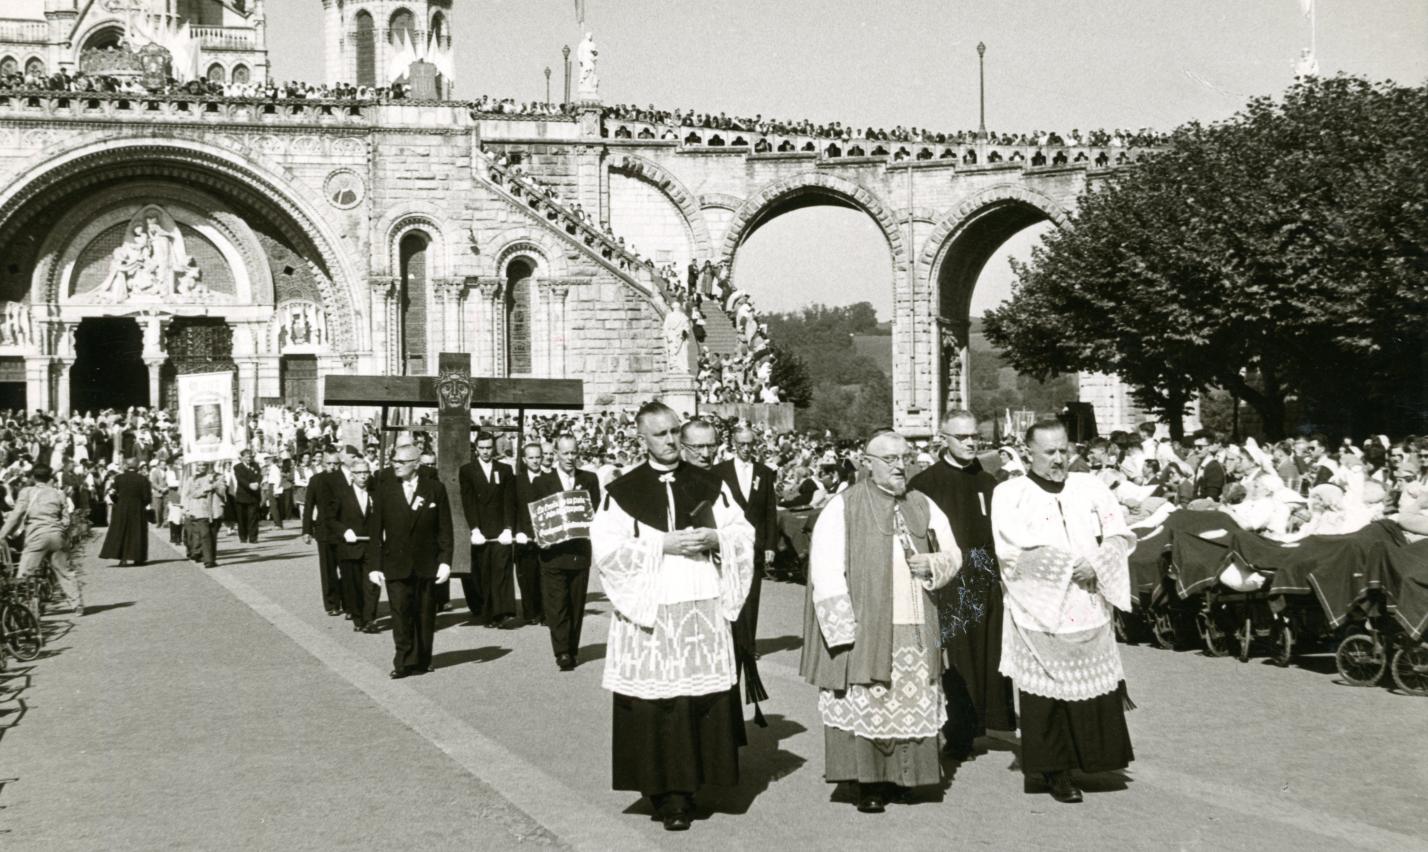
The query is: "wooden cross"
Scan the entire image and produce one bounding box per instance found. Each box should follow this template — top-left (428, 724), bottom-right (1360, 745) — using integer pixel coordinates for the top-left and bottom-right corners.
top-left (323, 352), bottom-right (584, 575)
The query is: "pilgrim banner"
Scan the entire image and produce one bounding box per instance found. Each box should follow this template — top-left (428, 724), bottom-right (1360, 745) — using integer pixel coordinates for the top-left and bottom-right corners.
top-left (529, 490), bottom-right (595, 547)
top-left (177, 371), bottom-right (237, 463)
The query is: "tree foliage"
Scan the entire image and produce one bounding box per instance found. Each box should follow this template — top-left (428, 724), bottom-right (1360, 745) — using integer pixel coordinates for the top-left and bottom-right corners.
top-left (984, 76), bottom-right (1428, 438)
top-left (764, 302), bottom-right (892, 433)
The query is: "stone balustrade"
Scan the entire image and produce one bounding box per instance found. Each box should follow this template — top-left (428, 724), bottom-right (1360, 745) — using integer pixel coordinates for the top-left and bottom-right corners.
top-left (190, 26), bottom-right (259, 51)
top-left (0, 19), bottom-right (47, 44)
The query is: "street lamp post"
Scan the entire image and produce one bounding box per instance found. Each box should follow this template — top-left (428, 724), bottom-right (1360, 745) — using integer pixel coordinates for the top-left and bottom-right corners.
top-left (562, 45), bottom-right (571, 105)
top-left (544, 66), bottom-right (552, 104)
top-left (977, 42), bottom-right (987, 140)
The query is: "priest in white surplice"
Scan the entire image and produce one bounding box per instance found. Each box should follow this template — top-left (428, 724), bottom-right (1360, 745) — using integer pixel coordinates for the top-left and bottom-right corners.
top-left (591, 402), bottom-right (754, 833)
top-left (800, 430), bottom-right (962, 814)
top-left (991, 419), bottom-right (1136, 805)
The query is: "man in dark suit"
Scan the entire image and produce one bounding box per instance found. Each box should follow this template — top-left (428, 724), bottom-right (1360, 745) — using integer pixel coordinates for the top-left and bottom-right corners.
top-left (302, 450), bottom-right (344, 616)
top-left (366, 444), bottom-right (454, 678)
top-left (98, 458), bottom-right (152, 567)
top-left (713, 426), bottom-right (778, 634)
top-left (458, 431), bottom-right (516, 627)
top-left (233, 448), bottom-right (263, 542)
top-left (326, 456), bottom-right (379, 633)
top-left (512, 441), bottom-right (546, 625)
top-left (1192, 430), bottom-right (1226, 501)
top-left (532, 435), bottom-right (601, 671)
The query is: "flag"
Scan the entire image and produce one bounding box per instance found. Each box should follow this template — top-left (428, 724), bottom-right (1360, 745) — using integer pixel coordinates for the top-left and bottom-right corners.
top-left (1298, 0), bottom-right (1313, 18)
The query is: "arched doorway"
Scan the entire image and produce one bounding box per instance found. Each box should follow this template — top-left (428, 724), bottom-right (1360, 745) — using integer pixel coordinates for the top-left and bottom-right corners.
top-left (398, 232), bottom-right (429, 375)
top-left (72, 317), bottom-right (147, 412)
top-left (505, 258), bottom-right (534, 375)
top-left (81, 26), bottom-right (125, 53)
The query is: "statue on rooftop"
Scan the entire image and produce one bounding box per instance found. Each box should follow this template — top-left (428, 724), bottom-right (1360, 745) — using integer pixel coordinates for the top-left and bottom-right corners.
top-left (577, 32), bottom-right (599, 99)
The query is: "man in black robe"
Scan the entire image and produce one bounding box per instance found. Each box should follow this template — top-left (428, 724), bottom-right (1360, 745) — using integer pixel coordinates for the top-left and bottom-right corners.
top-left (909, 410), bottom-right (1016, 760)
top-left (99, 458), bottom-right (152, 566)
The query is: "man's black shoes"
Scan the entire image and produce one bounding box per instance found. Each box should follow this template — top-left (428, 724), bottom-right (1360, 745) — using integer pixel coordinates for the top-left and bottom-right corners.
top-left (557, 653), bottom-right (575, 671)
top-left (856, 783), bottom-right (886, 814)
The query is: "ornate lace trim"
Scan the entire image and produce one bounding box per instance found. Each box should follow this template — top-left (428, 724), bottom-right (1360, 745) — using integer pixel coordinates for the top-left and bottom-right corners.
top-left (814, 593), bottom-right (857, 646)
top-left (602, 598), bottom-right (737, 699)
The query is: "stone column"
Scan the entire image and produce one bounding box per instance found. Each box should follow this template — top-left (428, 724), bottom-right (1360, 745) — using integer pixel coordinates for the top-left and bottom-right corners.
top-left (53, 359), bottom-right (73, 418)
top-left (369, 277), bottom-right (399, 375)
top-left (475, 279), bottom-right (504, 377)
top-left (24, 356), bottom-right (50, 412)
top-left (542, 281), bottom-right (573, 378)
top-left (436, 277), bottom-right (467, 356)
top-left (144, 357), bottom-right (165, 409)
top-left (235, 358), bottom-right (260, 415)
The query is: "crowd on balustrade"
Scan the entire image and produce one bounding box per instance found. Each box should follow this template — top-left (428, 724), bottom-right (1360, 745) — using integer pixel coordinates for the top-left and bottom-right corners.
top-left (601, 102), bottom-right (1170, 149)
top-left (0, 66), bottom-right (414, 102)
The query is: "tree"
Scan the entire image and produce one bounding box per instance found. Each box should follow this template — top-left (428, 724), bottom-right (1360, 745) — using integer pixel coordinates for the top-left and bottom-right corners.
top-left (985, 76), bottom-right (1428, 438)
top-left (767, 342), bottom-right (813, 408)
top-left (763, 302), bottom-right (894, 429)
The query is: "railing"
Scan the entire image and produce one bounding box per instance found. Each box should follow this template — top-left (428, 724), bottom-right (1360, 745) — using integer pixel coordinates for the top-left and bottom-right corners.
top-left (0, 19), bottom-right (47, 43)
top-left (605, 118), bottom-right (1164, 168)
top-left (0, 89), bottom-right (378, 126)
top-left (191, 26), bottom-right (257, 50)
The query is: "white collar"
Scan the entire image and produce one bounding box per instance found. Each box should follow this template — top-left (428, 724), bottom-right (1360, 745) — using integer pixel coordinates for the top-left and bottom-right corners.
top-left (649, 459), bottom-right (678, 472)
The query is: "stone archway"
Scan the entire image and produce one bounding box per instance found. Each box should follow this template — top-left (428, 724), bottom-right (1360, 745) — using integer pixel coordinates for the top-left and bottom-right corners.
top-left (608, 154), bottom-right (714, 260)
top-left (719, 172), bottom-right (906, 263)
top-left (921, 185), bottom-right (1070, 423)
top-left (0, 138), bottom-right (365, 353)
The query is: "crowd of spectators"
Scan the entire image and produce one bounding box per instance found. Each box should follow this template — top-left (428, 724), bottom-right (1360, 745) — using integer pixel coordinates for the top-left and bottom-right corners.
top-left (0, 68), bottom-right (411, 102)
top-left (981, 425), bottom-right (1428, 545)
top-left (601, 102), bottom-right (1170, 148)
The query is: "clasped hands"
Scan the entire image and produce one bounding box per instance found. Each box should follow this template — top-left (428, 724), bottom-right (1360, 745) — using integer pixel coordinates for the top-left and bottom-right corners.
top-left (905, 552), bottom-right (934, 581)
top-left (470, 528), bottom-right (515, 546)
top-left (368, 563), bottom-right (449, 586)
top-left (662, 528), bottom-right (719, 558)
top-left (1071, 558), bottom-right (1098, 588)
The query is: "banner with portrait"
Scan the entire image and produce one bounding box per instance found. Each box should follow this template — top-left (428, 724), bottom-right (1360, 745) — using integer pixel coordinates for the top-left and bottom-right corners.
top-left (177, 371), bottom-right (237, 463)
top-left (529, 490), bottom-right (595, 548)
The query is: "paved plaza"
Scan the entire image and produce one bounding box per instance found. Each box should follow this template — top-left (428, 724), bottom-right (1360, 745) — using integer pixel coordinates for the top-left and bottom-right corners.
top-left (0, 527), bottom-right (1424, 850)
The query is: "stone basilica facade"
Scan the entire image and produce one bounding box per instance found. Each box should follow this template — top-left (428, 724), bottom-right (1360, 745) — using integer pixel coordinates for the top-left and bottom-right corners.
top-left (0, 0), bottom-right (1150, 432)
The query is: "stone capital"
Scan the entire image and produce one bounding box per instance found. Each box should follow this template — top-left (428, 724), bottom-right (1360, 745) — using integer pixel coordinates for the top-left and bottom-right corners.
top-left (370, 276), bottom-right (400, 300)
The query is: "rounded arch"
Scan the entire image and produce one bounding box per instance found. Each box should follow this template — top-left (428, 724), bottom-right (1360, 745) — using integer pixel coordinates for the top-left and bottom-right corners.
top-left (921, 184), bottom-right (1070, 322)
top-left (609, 154), bottom-right (714, 259)
top-left (78, 23), bottom-right (126, 53)
top-left (0, 137), bottom-right (366, 351)
top-left (353, 9), bottom-right (376, 88)
top-left (206, 63), bottom-right (226, 84)
top-left (231, 64), bottom-right (250, 84)
top-left (389, 7), bottom-right (418, 43)
top-left (23, 57), bottom-right (45, 77)
top-left (0, 57), bottom-right (18, 77)
top-left (494, 239), bottom-right (550, 278)
top-left (719, 172), bottom-right (905, 263)
top-left (429, 9), bottom-right (448, 41)
top-left (381, 208), bottom-right (451, 280)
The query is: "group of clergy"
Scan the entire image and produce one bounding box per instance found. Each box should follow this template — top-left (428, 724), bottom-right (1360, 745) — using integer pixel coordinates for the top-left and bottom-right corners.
top-left (300, 401), bottom-right (1134, 832)
top-left (590, 403), bottom-right (1135, 830)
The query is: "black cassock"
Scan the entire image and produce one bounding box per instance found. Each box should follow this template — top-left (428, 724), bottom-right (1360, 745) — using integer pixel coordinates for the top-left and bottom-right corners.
top-left (910, 455), bottom-right (1017, 753)
top-left (99, 471), bottom-right (152, 564)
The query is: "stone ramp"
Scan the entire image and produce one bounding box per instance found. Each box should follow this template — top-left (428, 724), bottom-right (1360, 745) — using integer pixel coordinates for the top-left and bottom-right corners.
top-left (0, 531), bottom-right (555, 852)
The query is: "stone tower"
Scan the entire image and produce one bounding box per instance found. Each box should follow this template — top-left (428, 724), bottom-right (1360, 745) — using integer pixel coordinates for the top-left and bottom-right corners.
top-left (322, 0), bottom-right (454, 95)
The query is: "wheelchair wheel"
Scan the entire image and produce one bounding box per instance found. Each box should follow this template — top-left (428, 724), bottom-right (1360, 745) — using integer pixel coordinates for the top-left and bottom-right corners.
top-left (1151, 611), bottom-right (1178, 650)
top-left (1390, 643), bottom-right (1428, 696)
top-left (1334, 633), bottom-right (1386, 687)
top-left (1196, 611), bottom-right (1231, 657)
top-left (2, 602), bottom-right (43, 662)
top-left (1269, 621), bottom-right (1294, 667)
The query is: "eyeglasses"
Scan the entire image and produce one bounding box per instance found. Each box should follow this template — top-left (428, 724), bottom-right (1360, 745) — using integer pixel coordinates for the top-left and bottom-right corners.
top-left (866, 453), bottom-right (916, 467)
top-left (393, 457), bottom-right (419, 466)
top-left (684, 442), bottom-right (718, 451)
top-left (939, 432), bottom-right (977, 442)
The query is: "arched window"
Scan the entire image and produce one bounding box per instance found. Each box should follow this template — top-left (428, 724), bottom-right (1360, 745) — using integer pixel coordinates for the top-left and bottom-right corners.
top-left (0, 57), bottom-right (17, 77)
top-left (206, 63), bottom-right (226, 84)
top-left (389, 8), bottom-right (417, 46)
top-left (231, 64), bottom-right (250, 84)
top-left (82, 26), bottom-right (125, 52)
top-left (505, 258), bottom-right (534, 375)
top-left (430, 11), bottom-right (448, 46)
top-left (354, 11), bottom-right (376, 88)
top-left (398, 232), bottom-right (430, 375)
top-left (24, 58), bottom-right (45, 77)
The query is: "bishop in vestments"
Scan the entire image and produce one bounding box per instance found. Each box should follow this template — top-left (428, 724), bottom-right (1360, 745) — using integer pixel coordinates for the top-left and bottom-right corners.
top-left (800, 430), bottom-right (961, 814)
top-left (591, 402), bottom-right (755, 832)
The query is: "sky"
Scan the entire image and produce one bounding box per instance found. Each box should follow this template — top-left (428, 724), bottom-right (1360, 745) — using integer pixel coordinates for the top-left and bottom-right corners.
top-left (266, 1), bottom-right (1428, 318)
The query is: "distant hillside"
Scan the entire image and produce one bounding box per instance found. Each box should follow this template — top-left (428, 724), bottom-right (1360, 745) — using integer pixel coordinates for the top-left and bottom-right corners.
top-left (851, 334), bottom-right (892, 377)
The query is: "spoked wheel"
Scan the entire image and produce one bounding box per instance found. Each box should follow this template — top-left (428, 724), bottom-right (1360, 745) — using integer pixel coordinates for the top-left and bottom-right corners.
top-left (1335, 633), bottom-right (1387, 686)
top-left (1269, 621), bottom-right (1294, 667)
top-left (1389, 643), bottom-right (1428, 696)
top-left (1197, 611), bottom-right (1232, 657)
top-left (1151, 611), bottom-right (1179, 650)
top-left (2, 602), bottom-right (43, 662)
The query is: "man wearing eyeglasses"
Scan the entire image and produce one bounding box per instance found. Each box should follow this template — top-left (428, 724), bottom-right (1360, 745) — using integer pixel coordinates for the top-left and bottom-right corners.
top-left (802, 429), bottom-right (962, 814)
top-left (679, 418), bottom-right (720, 470)
top-left (910, 410), bottom-right (1017, 763)
top-left (367, 443), bottom-right (453, 679)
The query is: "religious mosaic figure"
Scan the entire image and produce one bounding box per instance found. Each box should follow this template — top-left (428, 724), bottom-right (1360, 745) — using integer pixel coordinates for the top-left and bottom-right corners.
top-left (94, 205), bottom-right (201, 302)
top-left (97, 228), bottom-right (149, 301)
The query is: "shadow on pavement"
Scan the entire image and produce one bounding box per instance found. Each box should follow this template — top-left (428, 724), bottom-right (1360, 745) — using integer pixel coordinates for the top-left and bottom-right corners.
top-left (577, 642), bottom-right (606, 665)
top-left (430, 646), bottom-right (512, 668)
top-left (695, 713), bottom-right (809, 818)
top-left (756, 634), bottom-right (803, 656)
top-left (79, 601), bottom-right (135, 616)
